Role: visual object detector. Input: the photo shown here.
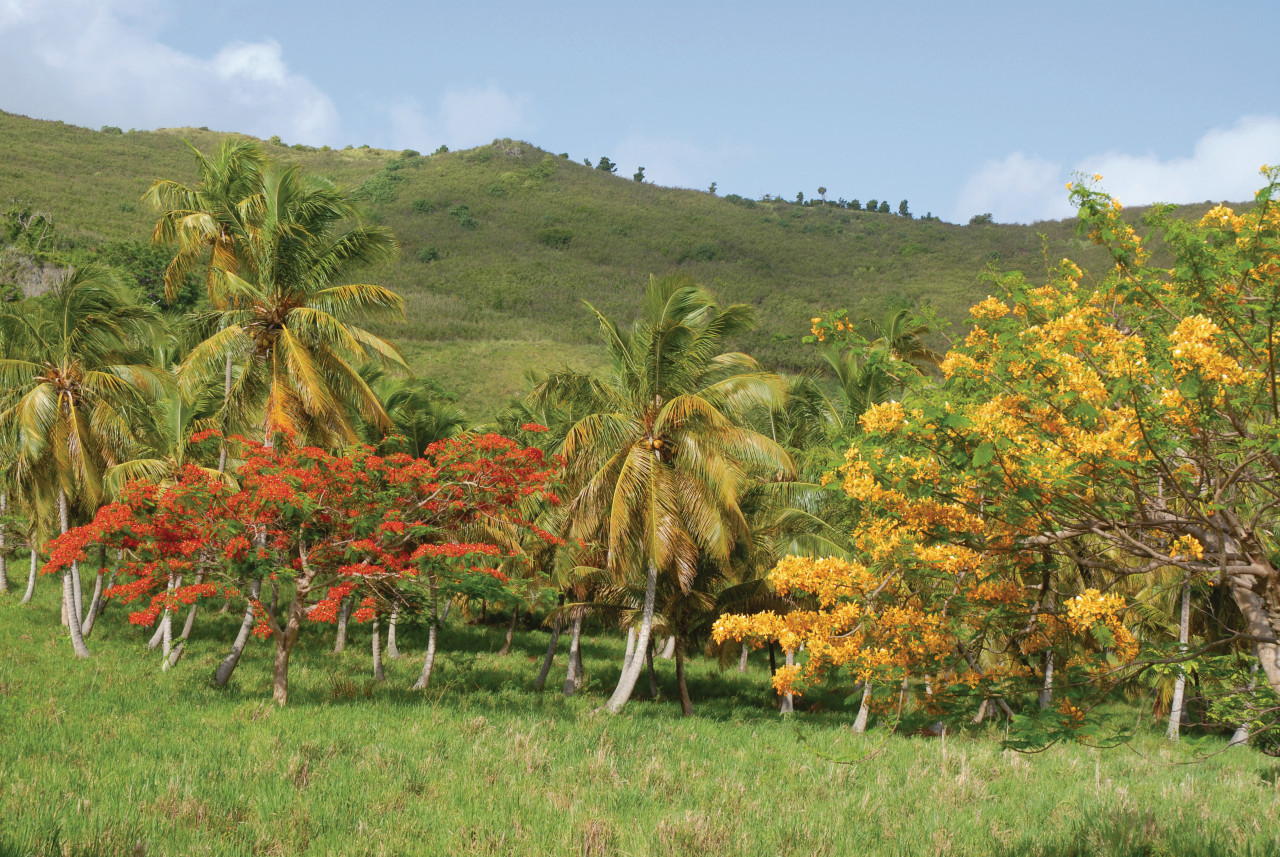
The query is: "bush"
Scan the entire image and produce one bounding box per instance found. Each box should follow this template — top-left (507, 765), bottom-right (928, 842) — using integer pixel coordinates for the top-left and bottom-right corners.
top-left (969, 213), bottom-right (994, 225)
top-left (536, 227), bottom-right (574, 248)
top-left (450, 205), bottom-right (479, 230)
top-left (410, 199), bottom-right (434, 214)
top-left (433, 145), bottom-right (449, 155)
top-left (100, 126), bottom-right (123, 135)
top-left (417, 246), bottom-right (440, 263)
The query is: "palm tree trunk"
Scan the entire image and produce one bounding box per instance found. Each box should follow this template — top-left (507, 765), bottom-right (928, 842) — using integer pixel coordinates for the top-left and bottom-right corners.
top-left (646, 641), bottom-right (659, 699)
top-left (738, 643), bottom-right (749, 673)
top-left (372, 615), bottom-right (386, 682)
top-left (21, 547), bottom-right (38, 604)
top-left (563, 614), bottom-right (584, 697)
top-left (853, 681), bottom-right (872, 732)
top-left (622, 626), bottom-right (638, 672)
top-left (218, 355), bottom-right (232, 474)
top-left (1167, 574), bottom-right (1192, 740)
top-left (333, 596), bottom-right (352, 653)
top-left (660, 635), bottom-right (676, 660)
top-left (214, 578), bottom-right (262, 687)
top-left (497, 609), bottom-right (518, 656)
top-left (412, 580), bottom-right (440, 690)
top-left (604, 560), bottom-right (657, 713)
top-left (387, 607), bottom-right (401, 658)
top-left (534, 616), bottom-right (561, 691)
top-left (80, 570), bottom-right (106, 638)
top-left (674, 638), bottom-right (694, 716)
top-left (779, 648), bottom-right (795, 713)
top-left (58, 488), bottom-right (90, 658)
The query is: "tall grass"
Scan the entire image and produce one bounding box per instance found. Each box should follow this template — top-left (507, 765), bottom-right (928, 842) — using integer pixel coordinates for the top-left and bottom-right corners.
top-left (1, 564), bottom-right (1276, 857)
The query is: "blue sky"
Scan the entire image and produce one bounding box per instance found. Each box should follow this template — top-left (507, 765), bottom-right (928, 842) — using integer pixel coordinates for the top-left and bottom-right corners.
top-left (2, 0), bottom-right (1278, 223)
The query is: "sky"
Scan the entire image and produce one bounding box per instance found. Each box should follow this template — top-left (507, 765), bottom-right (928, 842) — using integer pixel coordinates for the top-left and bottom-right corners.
top-left (2, 0), bottom-right (1278, 224)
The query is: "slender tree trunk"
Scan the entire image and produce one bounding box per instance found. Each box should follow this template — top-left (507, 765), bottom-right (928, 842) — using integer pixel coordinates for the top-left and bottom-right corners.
top-left (21, 547), bottom-right (37, 604)
top-left (80, 570), bottom-right (106, 639)
top-left (372, 615), bottom-right (386, 682)
top-left (412, 580), bottom-right (440, 690)
top-left (165, 571), bottom-right (199, 669)
top-left (161, 575), bottom-right (180, 668)
top-left (563, 614), bottom-right (584, 697)
top-left (387, 607), bottom-right (401, 658)
top-left (214, 578), bottom-right (262, 687)
top-left (218, 354), bottom-right (232, 474)
top-left (533, 616), bottom-right (562, 691)
top-left (497, 609), bottom-right (518, 656)
top-left (603, 560), bottom-right (657, 713)
top-left (272, 602), bottom-right (303, 706)
top-left (853, 681), bottom-right (872, 732)
top-left (148, 616), bottom-right (166, 650)
top-left (1168, 575), bottom-right (1192, 741)
top-left (646, 641), bottom-right (659, 699)
top-left (768, 641), bottom-right (777, 676)
top-left (333, 596), bottom-right (352, 653)
top-left (674, 638), bottom-right (694, 716)
top-left (440, 599), bottom-right (451, 623)
top-left (269, 581), bottom-right (280, 625)
top-left (58, 488), bottom-right (90, 658)
top-left (660, 635), bottom-right (675, 660)
top-left (738, 643), bottom-right (750, 673)
top-left (779, 648), bottom-right (795, 713)
top-left (622, 626), bottom-right (638, 672)
top-left (1039, 650), bottom-right (1055, 710)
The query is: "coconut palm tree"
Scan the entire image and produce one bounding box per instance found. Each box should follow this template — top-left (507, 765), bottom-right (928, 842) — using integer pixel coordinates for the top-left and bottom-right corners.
top-left (180, 163), bottom-right (405, 447)
top-left (0, 264), bottom-right (163, 657)
top-left (867, 307), bottom-right (943, 371)
top-left (533, 274), bottom-right (795, 713)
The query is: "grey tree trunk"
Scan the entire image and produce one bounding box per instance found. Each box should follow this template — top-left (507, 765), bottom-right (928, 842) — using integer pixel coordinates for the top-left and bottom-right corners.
top-left (333, 596), bottom-right (352, 653)
top-left (738, 643), bottom-right (750, 673)
top-left (58, 488), bottom-right (90, 658)
top-left (214, 578), bottom-right (263, 687)
top-left (563, 614), bottom-right (584, 697)
top-left (148, 616), bottom-right (166, 649)
top-left (1227, 572), bottom-right (1280, 698)
top-left (622, 626), bottom-right (638, 672)
top-left (218, 354), bottom-right (233, 474)
top-left (372, 615), bottom-right (386, 682)
top-left (779, 648), bottom-right (795, 713)
top-left (412, 581), bottom-right (440, 690)
top-left (80, 570), bottom-right (107, 638)
top-left (660, 635), bottom-right (676, 660)
top-left (21, 548), bottom-right (37, 604)
top-left (533, 617), bottom-right (561, 691)
top-left (852, 681), bottom-right (872, 732)
top-left (1167, 575), bottom-right (1192, 741)
top-left (1039, 650), bottom-right (1055, 710)
top-left (497, 609), bottom-right (518, 656)
top-left (603, 561), bottom-right (657, 713)
top-left (161, 575), bottom-right (181, 669)
top-left (646, 641), bottom-right (659, 699)
top-left (440, 600), bottom-right (452, 623)
top-left (387, 607), bottom-right (401, 658)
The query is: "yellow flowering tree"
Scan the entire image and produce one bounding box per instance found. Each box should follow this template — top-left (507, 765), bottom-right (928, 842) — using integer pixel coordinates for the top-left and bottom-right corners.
top-left (717, 170), bottom-right (1280, 740)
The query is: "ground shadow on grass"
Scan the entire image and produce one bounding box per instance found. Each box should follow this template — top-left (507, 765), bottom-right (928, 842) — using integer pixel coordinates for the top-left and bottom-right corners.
top-left (997, 805), bottom-right (1274, 857)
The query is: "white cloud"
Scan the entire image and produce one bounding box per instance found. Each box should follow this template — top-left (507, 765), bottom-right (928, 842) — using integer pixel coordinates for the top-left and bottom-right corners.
top-left (0, 0), bottom-right (338, 143)
top-left (953, 116), bottom-right (1280, 224)
top-left (380, 87), bottom-right (530, 154)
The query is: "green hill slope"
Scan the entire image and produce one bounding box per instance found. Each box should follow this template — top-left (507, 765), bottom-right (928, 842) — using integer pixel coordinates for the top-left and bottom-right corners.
top-left (0, 110), bottom-right (1205, 415)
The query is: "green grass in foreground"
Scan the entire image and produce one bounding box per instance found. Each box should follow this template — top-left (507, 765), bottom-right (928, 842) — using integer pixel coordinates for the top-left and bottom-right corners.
top-left (2, 568), bottom-right (1278, 857)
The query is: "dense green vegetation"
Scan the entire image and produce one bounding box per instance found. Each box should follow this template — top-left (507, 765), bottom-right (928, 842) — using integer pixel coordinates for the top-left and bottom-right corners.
top-left (3, 579), bottom-right (1278, 857)
top-left (0, 109), bottom-right (1220, 416)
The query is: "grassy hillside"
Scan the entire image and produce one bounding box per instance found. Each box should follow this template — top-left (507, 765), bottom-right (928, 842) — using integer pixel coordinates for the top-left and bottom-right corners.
top-left (0, 110), bottom-right (1218, 415)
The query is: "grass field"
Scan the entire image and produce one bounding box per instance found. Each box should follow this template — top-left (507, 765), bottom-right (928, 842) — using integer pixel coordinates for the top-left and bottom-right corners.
top-left (2, 563), bottom-right (1277, 857)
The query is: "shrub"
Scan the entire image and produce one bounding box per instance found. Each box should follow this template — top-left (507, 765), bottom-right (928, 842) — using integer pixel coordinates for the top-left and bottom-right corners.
top-left (450, 205), bottom-right (479, 230)
top-left (969, 212), bottom-right (994, 225)
top-left (100, 126), bottom-right (123, 135)
top-left (410, 199), bottom-right (434, 214)
top-left (417, 246), bottom-right (440, 263)
top-left (596, 156), bottom-right (617, 174)
top-left (536, 227), bottom-right (574, 248)
top-left (433, 145), bottom-right (450, 155)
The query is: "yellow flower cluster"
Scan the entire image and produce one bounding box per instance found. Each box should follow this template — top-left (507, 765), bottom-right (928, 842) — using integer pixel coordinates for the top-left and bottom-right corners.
top-left (859, 400), bottom-right (906, 435)
top-left (970, 295), bottom-right (1011, 321)
top-left (1168, 315), bottom-right (1255, 388)
top-left (1171, 534), bottom-right (1204, 561)
top-left (1064, 589), bottom-right (1126, 633)
top-left (1199, 204), bottom-right (1244, 232)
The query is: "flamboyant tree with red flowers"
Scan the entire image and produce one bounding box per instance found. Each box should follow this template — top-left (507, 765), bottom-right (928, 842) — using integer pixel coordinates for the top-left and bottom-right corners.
top-left (44, 431), bottom-right (560, 704)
